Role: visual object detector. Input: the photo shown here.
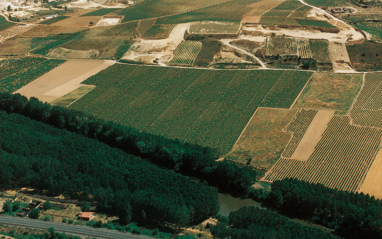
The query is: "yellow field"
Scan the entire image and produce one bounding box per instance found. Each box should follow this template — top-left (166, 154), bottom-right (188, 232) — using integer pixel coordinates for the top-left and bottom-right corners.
top-left (359, 149), bottom-right (382, 199)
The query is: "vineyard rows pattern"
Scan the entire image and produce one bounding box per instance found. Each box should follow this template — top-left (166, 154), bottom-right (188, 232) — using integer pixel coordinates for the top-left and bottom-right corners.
top-left (265, 116), bottom-right (382, 192)
top-left (169, 41), bottom-right (202, 66)
top-left (281, 109), bottom-right (317, 158)
top-left (70, 65), bottom-right (312, 153)
top-left (351, 73), bottom-right (382, 128)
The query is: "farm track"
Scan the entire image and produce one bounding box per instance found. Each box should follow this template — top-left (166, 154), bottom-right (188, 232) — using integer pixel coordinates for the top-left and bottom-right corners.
top-left (222, 40), bottom-right (267, 68)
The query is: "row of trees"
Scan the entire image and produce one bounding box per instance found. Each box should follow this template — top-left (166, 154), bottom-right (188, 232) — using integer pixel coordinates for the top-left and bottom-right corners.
top-left (263, 178), bottom-right (382, 238)
top-left (211, 206), bottom-right (337, 239)
top-left (0, 110), bottom-right (219, 227)
top-left (0, 93), bottom-right (256, 196)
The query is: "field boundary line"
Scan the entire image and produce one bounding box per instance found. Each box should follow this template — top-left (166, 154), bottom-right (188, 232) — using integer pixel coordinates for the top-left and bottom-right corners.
top-left (289, 71), bottom-right (314, 109)
top-left (230, 107), bottom-right (260, 151)
top-left (66, 84), bottom-right (97, 108)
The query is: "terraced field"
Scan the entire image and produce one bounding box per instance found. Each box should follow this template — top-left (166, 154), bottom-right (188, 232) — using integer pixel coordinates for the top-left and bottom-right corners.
top-left (264, 115), bottom-right (382, 192)
top-left (169, 41), bottom-right (202, 65)
top-left (69, 65), bottom-right (312, 153)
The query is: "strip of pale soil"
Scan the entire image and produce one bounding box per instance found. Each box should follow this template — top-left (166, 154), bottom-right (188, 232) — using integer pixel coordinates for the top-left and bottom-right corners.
top-left (290, 110), bottom-right (335, 161)
top-left (359, 149), bottom-right (382, 199)
top-left (15, 60), bottom-right (114, 103)
top-left (328, 41), bottom-right (353, 72)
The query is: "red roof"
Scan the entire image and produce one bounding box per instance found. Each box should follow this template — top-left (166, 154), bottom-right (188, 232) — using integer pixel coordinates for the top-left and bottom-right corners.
top-left (78, 212), bottom-right (94, 219)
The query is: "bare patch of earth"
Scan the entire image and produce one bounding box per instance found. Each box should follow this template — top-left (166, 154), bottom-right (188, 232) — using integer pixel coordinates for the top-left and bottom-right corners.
top-left (49, 47), bottom-right (100, 59)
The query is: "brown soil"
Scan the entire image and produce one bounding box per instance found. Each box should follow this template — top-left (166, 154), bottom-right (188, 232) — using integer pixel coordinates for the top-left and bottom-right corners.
top-left (0, 37), bottom-right (31, 56)
top-left (15, 60), bottom-right (114, 103)
top-left (49, 47), bottom-right (100, 59)
top-left (328, 41), bottom-right (353, 72)
top-left (227, 107), bottom-right (297, 170)
top-left (51, 16), bottom-right (103, 28)
top-left (359, 149), bottom-right (382, 199)
top-left (291, 110), bottom-right (335, 161)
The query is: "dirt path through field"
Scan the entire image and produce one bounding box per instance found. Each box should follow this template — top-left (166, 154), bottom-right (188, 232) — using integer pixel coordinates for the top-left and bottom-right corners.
top-left (222, 40), bottom-right (267, 68)
top-left (359, 148), bottom-right (382, 199)
top-left (15, 60), bottom-right (114, 103)
top-left (290, 110), bottom-right (335, 161)
top-left (328, 41), bottom-right (354, 73)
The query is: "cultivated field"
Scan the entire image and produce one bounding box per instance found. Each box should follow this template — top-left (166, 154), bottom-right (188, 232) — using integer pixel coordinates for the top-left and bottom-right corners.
top-left (15, 60), bottom-right (114, 103)
top-left (294, 72), bottom-right (363, 114)
top-left (0, 15), bottom-right (15, 31)
top-left (39, 16), bottom-right (70, 25)
top-left (20, 25), bottom-right (60, 38)
top-left (227, 108), bottom-right (297, 169)
top-left (189, 21), bottom-right (241, 34)
top-left (266, 37), bottom-right (298, 56)
top-left (0, 57), bottom-right (65, 93)
top-left (69, 65), bottom-right (312, 153)
top-left (81, 8), bottom-right (121, 16)
top-left (169, 40), bottom-right (202, 65)
top-left (309, 39), bottom-right (331, 64)
top-left (264, 115), bottom-right (382, 192)
top-left (350, 73), bottom-right (382, 128)
top-left (359, 149), bottom-right (382, 199)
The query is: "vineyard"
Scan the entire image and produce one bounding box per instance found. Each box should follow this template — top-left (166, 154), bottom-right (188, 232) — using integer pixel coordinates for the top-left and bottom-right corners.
top-left (169, 41), bottom-right (202, 65)
top-left (142, 24), bottom-right (176, 39)
top-left (0, 58), bottom-right (65, 93)
top-left (297, 39), bottom-right (313, 58)
top-left (309, 39), bottom-right (331, 64)
top-left (350, 73), bottom-right (382, 128)
top-left (81, 8), bottom-right (121, 16)
top-left (281, 109), bottom-right (318, 158)
top-left (69, 65), bottom-right (312, 153)
top-left (266, 37), bottom-right (298, 56)
top-left (264, 116), bottom-right (382, 192)
top-left (296, 19), bottom-right (335, 28)
top-left (20, 25), bottom-right (60, 38)
top-left (40, 16), bottom-right (70, 25)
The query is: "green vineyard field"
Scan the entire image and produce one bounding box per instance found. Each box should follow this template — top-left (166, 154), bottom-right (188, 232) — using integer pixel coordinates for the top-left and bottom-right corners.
top-left (169, 41), bottom-right (202, 65)
top-left (70, 65), bottom-right (312, 153)
top-left (265, 116), bottom-right (382, 192)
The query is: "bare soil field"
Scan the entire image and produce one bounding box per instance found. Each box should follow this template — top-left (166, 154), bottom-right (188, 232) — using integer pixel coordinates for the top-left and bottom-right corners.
top-left (15, 60), bottom-right (114, 103)
top-left (243, 0), bottom-right (284, 24)
top-left (95, 17), bottom-right (122, 26)
top-left (0, 24), bottom-right (36, 43)
top-left (227, 108), bottom-right (297, 170)
top-left (294, 72), bottom-right (363, 114)
top-left (290, 110), bottom-right (335, 161)
top-left (359, 149), bottom-right (382, 199)
top-left (0, 37), bottom-right (31, 56)
top-left (48, 47), bottom-right (100, 59)
top-left (328, 41), bottom-right (353, 72)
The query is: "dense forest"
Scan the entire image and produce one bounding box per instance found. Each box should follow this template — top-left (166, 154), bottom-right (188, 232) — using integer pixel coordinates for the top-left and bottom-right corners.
top-left (0, 93), bottom-right (256, 196)
top-left (263, 178), bottom-right (382, 239)
top-left (0, 109), bottom-right (219, 227)
top-left (211, 206), bottom-right (337, 239)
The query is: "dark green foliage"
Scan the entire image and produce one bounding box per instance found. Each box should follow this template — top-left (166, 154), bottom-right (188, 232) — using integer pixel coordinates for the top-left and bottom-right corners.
top-left (2, 201), bottom-right (12, 213)
top-left (211, 206), bottom-right (338, 239)
top-left (29, 208), bottom-right (41, 219)
top-left (0, 93), bottom-right (256, 196)
top-left (0, 227), bottom-right (81, 239)
top-left (0, 107), bottom-right (219, 226)
top-left (194, 39), bottom-right (222, 66)
top-left (43, 201), bottom-right (52, 210)
top-left (114, 40), bottom-right (133, 59)
top-left (0, 15), bottom-right (15, 31)
top-left (295, 19), bottom-right (336, 28)
top-left (264, 178), bottom-right (382, 238)
top-left (80, 201), bottom-right (90, 212)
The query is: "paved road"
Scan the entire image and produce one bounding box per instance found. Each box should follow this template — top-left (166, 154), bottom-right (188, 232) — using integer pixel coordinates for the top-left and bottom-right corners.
top-left (0, 215), bottom-right (152, 239)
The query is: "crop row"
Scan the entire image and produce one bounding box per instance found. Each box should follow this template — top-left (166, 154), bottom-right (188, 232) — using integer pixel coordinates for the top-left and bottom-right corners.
top-left (169, 40), bottom-right (202, 65)
top-left (265, 116), bottom-right (382, 192)
top-left (69, 65), bottom-right (311, 153)
top-left (297, 39), bottom-right (313, 58)
top-left (350, 73), bottom-right (382, 128)
top-left (0, 57), bottom-right (47, 79)
top-left (281, 109), bottom-right (318, 158)
top-left (20, 25), bottom-right (60, 38)
top-left (0, 59), bottom-right (65, 93)
top-left (266, 37), bottom-right (298, 56)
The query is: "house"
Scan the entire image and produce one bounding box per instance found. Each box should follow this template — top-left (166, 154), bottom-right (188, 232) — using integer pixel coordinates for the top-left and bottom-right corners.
top-left (78, 212), bottom-right (95, 221)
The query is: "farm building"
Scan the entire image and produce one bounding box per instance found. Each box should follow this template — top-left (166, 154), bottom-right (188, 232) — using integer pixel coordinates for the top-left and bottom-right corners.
top-left (78, 212), bottom-right (95, 221)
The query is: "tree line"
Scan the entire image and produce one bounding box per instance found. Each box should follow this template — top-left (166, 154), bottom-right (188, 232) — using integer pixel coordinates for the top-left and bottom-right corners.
top-left (0, 93), bottom-right (256, 196)
top-left (0, 110), bottom-right (219, 227)
top-left (211, 206), bottom-right (338, 239)
top-left (263, 178), bottom-right (382, 239)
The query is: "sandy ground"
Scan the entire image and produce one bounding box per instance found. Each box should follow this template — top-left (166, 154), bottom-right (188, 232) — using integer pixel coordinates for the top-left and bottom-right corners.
top-left (96, 17), bottom-right (121, 26)
top-left (122, 23), bottom-right (190, 64)
top-left (359, 148), bottom-right (382, 199)
top-left (49, 47), bottom-right (100, 58)
top-left (67, 0), bottom-right (126, 9)
top-left (290, 110), bottom-right (335, 161)
top-left (328, 41), bottom-right (354, 73)
top-left (15, 59), bottom-right (114, 103)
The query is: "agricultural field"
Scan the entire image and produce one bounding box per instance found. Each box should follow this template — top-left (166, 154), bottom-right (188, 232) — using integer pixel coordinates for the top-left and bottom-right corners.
top-left (266, 37), bottom-right (298, 56)
top-left (297, 39), bottom-right (313, 58)
top-left (294, 72), bottom-right (363, 114)
top-left (350, 73), bottom-right (382, 128)
top-left (295, 19), bottom-right (335, 28)
top-left (0, 58), bottom-right (65, 93)
top-left (155, 0), bottom-right (259, 24)
top-left (356, 22), bottom-right (382, 42)
top-left (40, 16), bottom-right (70, 25)
top-left (119, 0), bottom-right (229, 22)
top-left (20, 25), bottom-right (60, 38)
top-left (81, 8), bottom-right (121, 16)
top-left (69, 65), bottom-right (312, 153)
top-left (142, 24), bottom-right (176, 39)
top-left (262, 1), bottom-right (303, 18)
top-left (227, 108), bottom-right (297, 170)
top-left (359, 149), bottom-right (382, 199)
top-left (51, 85), bottom-right (96, 107)
top-left (264, 115), bottom-right (382, 192)
top-left (189, 21), bottom-right (241, 35)
top-left (347, 41), bottom-right (382, 71)
top-left (0, 15), bottom-right (15, 31)
top-left (169, 40), bottom-right (202, 65)
top-left (102, 21), bottom-right (139, 37)
top-left (309, 39), bottom-right (331, 64)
